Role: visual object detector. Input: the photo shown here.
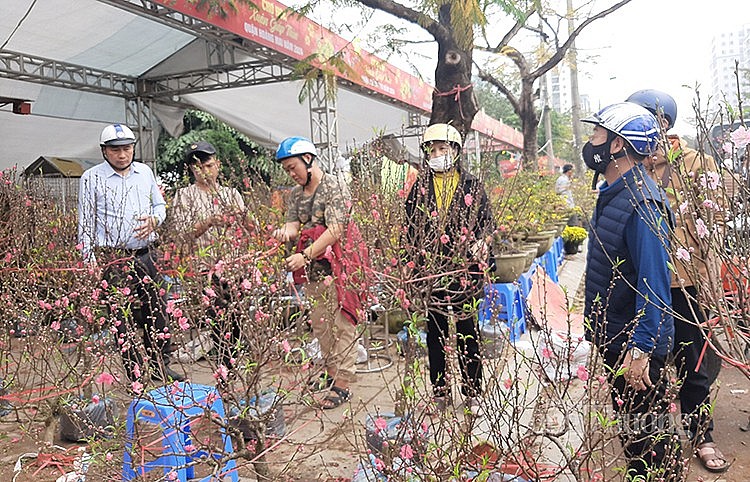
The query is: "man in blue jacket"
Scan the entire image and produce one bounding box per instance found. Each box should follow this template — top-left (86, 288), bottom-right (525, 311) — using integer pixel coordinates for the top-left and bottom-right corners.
top-left (582, 103), bottom-right (682, 480)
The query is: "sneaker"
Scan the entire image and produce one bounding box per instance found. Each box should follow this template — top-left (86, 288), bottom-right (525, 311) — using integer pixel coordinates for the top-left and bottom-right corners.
top-left (175, 331), bottom-right (214, 363)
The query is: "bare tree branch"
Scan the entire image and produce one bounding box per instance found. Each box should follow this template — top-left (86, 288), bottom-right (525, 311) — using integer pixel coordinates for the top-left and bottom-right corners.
top-left (476, 64), bottom-right (520, 114)
top-left (354, 0), bottom-right (450, 44)
top-left (530, 0), bottom-right (633, 80)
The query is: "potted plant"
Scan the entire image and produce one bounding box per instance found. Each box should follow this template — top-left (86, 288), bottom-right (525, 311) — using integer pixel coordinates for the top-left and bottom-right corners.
top-left (491, 235), bottom-right (528, 283)
top-left (561, 226), bottom-right (587, 255)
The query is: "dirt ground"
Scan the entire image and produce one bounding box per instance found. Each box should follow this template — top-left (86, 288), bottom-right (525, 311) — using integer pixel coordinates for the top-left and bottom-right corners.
top-left (693, 364), bottom-right (750, 482)
top-left (0, 348), bottom-right (746, 482)
top-left (0, 252), bottom-right (747, 481)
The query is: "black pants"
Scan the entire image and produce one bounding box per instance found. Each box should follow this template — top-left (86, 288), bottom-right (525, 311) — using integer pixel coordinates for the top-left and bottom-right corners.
top-left (672, 286), bottom-right (716, 444)
top-left (426, 308), bottom-right (482, 397)
top-left (603, 350), bottom-right (684, 480)
top-left (207, 275), bottom-right (243, 372)
top-left (102, 248), bottom-right (171, 382)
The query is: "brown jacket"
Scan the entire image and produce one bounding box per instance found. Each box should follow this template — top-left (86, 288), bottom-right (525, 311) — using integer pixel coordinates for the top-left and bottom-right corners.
top-left (645, 135), bottom-right (724, 291)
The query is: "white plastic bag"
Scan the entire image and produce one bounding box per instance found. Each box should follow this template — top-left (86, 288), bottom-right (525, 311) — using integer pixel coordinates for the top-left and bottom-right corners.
top-left (537, 330), bottom-right (591, 382)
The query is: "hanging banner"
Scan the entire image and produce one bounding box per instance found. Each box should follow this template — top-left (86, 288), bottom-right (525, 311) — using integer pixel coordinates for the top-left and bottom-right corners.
top-left (153, 0), bottom-right (523, 148)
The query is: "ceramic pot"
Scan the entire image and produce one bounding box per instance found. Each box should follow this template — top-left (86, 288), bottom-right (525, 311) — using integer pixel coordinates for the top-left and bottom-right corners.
top-left (521, 242), bottom-right (539, 269)
top-left (526, 230), bottom-right (556, 257)
top-left (492, 252), bottom-right (527, 283)
top-left (564, 240), bottom-right (581, 255)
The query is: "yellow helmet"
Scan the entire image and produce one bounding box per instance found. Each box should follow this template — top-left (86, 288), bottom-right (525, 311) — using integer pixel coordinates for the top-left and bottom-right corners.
top-left (421, 123), bottom-right (462, 150)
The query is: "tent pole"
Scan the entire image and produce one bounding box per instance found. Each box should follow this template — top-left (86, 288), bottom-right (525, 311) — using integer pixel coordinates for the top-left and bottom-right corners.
top-left (126, 97), bottom-right (157, 172)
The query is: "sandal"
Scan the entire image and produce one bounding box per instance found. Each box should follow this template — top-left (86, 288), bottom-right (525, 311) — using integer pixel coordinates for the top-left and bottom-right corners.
top-left (695, 442), bottom-right (729, 473)
top-left (320, 386), bottom-right (350, 410)
top-left (308, 373), bottom-right (334, 392)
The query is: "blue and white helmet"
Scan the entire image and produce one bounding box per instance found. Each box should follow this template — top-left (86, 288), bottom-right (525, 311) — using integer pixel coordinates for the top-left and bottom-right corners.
top-left (582, 102), bottom-right (660, 156)
top-left (275, 136), bottom-right (317, 162)
top-left (100, 124), bottom-right (136, 146)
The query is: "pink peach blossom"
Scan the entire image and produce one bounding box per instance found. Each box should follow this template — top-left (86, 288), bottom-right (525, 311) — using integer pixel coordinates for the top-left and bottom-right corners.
top-left (399, 444), bottom-right (414, 460)
top-left (576, 365), bottom-right (590, 382)
top-left (374, 417), bottom-right (387, 433)
top-left (676, 247), bottom-right (691, 261)
top-left (96, 372), bottom-right (116, 386)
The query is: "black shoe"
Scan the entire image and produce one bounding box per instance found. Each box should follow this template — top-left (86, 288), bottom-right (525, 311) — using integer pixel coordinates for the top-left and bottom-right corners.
top-left (152, 365), bottom-right (185, 382)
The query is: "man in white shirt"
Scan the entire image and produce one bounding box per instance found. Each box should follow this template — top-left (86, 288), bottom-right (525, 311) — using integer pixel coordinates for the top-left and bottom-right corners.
top-left (555, 163), bottom-right (575, 208)
top-left (78, 124), bottom-right (183, 383)
top-left (555, 163), bottom-right (579, 225)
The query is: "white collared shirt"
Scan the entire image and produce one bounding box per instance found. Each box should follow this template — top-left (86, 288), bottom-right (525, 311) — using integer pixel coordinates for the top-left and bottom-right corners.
top-left (77, 161), bottom-right (166, 261)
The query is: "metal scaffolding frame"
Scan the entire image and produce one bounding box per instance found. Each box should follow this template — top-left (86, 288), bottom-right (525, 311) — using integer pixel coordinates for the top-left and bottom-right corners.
top-left (308, 76), bottom-right (339, 171)
top-left (0, 50), bottom-right (138, 98)
top-left (0, 49), bottom-right (295, 101)
top-left (1, 0), bottom-right (429, 167)
top-left (125, 97), bottom-right (157, 167)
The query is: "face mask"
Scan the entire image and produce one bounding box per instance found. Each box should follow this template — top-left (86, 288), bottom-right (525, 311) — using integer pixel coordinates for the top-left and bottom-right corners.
top-left (582, 130), bottom-right (628, 174)
top-left (427, 154), bottom-right (455, 172)
top-left (582, 141), bottom-right (612, 174)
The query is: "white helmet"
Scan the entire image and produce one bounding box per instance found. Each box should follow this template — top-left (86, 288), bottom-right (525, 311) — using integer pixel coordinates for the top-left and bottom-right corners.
top-left (421, 123), bottom-right (463, 150)
top-left (581, 103), bottom-right (660, 156)
top-left (100, 124), bottom-right (136, 146)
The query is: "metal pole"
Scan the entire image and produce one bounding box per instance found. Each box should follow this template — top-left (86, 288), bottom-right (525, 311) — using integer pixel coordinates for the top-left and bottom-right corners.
top-left (567, 0), bottom-right (584, 173)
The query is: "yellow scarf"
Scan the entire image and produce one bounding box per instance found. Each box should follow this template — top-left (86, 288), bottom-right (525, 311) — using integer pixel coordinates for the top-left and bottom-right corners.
top-left (432, 170), bottom-right (460, 213)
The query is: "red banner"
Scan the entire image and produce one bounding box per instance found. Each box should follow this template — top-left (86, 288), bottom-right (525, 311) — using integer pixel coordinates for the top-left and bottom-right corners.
top-left (153, 0), bottom-right (522, 148)
top-left (472, 111), bottom-right (524, 149)
top-left (154, 0), bottom-right (432, 111)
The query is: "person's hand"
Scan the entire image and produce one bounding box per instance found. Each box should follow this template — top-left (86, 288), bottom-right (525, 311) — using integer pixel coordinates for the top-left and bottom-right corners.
top-left (285, 253), bottom-right (308, 272)
top-left (134, 216), bottom-right (158, 239)
top-left (622, 350), bottom-right (652, 391)
top-left (209, 213), bottom-right (232, 227)
top-left (273, 228), bottom-right (291, 243)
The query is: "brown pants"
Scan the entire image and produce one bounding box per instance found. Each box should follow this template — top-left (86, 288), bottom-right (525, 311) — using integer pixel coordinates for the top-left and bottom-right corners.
top-left (306, 280), bottom-right (358, 385)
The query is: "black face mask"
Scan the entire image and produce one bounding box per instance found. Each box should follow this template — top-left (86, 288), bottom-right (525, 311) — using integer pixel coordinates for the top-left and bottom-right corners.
top-left (582, 130), bottom-right (628, 175)
top-left (582, 141), bottom-right (610, 174)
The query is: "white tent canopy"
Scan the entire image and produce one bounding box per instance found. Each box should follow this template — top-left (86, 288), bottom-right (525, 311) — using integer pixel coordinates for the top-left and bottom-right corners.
top-left (1, 0), bottom-right (520, 172)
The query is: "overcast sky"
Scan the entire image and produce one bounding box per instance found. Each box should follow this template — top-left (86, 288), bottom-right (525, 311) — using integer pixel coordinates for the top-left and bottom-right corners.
top-left (303, 0), bottom-right (750, 137)
top-left (575, 0), bottom-right (750, 135)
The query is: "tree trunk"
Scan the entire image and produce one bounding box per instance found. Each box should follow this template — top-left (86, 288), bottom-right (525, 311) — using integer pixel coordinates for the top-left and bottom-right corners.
top-left (429, 6), bottom-right (478, 138)
top-left (518, 78), bottom-right (540, 169)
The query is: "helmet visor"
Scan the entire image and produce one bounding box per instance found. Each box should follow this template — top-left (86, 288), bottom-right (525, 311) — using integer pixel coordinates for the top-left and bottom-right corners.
top-left (103, 138), bottom-right (136, 146)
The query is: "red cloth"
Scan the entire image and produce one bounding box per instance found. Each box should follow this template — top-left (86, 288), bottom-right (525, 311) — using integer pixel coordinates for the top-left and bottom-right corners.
top-left (293, 223), bottom-right (372, 325)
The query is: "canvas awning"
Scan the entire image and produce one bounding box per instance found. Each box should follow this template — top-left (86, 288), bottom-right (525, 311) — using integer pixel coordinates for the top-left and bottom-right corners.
top-left (1, 0), bottom-right (523, 172)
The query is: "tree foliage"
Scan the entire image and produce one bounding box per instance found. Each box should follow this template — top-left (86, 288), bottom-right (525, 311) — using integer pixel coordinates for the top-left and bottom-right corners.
top-left (539, 108), bottom-right (576, 163)
top-left (156, 110), bottom-right (283, 190)
top-left (474, 80), bottom-right (521, 130)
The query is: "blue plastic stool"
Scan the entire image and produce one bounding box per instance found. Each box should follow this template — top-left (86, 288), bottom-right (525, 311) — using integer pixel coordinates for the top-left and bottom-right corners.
top-left (518, 263), bottom-right (536, 301)
top-left (541, 250), bottom-right (559, 284)
top-left (553, 237), bottom-right (564, 266)
top-left (123, 382), bottom-right (238, 482)
top-left (479, 283), bottom-right (526, 342)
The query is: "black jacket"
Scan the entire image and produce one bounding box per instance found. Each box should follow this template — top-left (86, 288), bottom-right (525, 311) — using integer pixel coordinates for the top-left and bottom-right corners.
top-left (404, 168), bottom-right (495, 308)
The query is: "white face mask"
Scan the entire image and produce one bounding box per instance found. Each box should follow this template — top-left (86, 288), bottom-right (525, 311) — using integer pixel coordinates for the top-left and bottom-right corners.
top-left (427, 154), bottom-right (455, 172)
